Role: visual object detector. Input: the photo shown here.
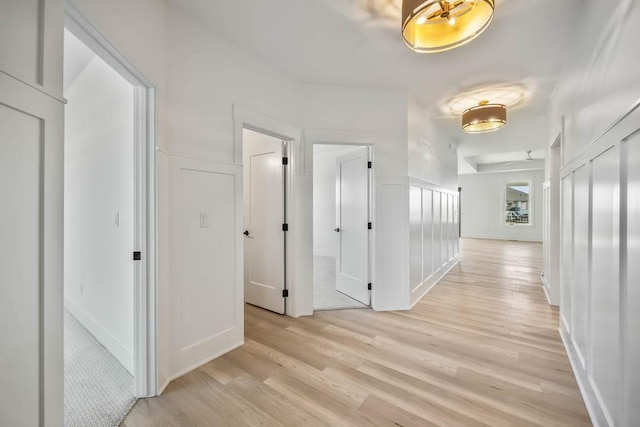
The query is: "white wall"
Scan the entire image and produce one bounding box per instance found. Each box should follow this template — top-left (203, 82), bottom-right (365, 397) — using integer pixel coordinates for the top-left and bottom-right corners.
top-left (459, 169), bottom-right (544, 242)
top-left (408, 97), bottom-right (458, 191)
top-left (547, 1), bottom-right (640, 425)
top-left (301, 85), bottom-right (408, 178)
top-left (64, 55), bottom-right (135, 373)
top-left (68, 0), bottom-right (460, 391)
top-left (312, 146), bottom-right (361, 258)
top-left (163, 5), bottom-right (300, 382)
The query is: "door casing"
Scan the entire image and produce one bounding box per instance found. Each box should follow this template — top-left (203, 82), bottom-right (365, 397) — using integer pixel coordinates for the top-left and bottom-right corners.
top-left (65, 2), bottom-right (157, 398)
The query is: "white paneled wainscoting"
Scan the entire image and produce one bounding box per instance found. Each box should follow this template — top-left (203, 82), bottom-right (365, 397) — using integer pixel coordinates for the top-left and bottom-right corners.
top-left (167, 153), bottom-right (244, 384)
top-left (409, 179), bottom-right (459, 307)
top-left (373, 178), bottom-right (459, 311)
top-left (558, 101), bottom-right (640, 427)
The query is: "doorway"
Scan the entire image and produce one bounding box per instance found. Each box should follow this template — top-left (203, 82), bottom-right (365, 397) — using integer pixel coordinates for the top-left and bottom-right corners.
top-left (543, 132), bottom-right (562, 306)
top-left (242, 128), bottom-right (289, 314)
top-left (313, 144), bottom-right (372, 311)
top-left (62, 4), bottom-right (156, 425)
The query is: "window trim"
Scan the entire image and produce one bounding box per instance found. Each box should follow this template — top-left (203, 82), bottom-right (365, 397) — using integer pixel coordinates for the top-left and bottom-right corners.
top-left (501, 179), bottom-right (534, 228)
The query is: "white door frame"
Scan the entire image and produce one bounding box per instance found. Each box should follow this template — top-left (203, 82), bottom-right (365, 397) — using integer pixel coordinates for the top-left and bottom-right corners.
top-left (65, 2), bottom-right (157, 397)
top-left (544, 117), bottom-right (564, 307)
top-left (305, 130), bottom-right (377, 312)
top-left (233, 105), bottom-right (301, 316)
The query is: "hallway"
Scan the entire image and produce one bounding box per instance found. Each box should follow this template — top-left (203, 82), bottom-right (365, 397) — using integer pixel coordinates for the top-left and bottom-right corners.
top-left (124, 239), bottom-right (590, 426)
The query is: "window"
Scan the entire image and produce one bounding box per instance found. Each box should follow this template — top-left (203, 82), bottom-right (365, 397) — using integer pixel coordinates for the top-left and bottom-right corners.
top-left (504, 181), bottom-right (531, 225)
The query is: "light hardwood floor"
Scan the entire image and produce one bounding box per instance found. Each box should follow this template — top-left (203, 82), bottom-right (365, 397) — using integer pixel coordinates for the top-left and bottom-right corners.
top-left (123, 238), bottom-right (590, 426)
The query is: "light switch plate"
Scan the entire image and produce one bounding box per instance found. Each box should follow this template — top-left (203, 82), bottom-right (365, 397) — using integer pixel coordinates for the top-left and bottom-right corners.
top-left (200, 212), bottom-right (210, 228)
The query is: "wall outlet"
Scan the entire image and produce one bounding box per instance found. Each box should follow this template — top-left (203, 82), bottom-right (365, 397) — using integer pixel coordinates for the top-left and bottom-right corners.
top-left (115, 212), bottom-right (120, 227)
top-left (200, 212), bottom-right (210, 228)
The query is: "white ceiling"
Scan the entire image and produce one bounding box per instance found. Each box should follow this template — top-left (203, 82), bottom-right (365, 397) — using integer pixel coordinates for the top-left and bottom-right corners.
top-left (167, 0), bottom-right (582, 170)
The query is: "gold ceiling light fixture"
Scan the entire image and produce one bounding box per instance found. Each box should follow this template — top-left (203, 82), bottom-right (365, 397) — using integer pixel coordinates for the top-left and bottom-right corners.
top-left (462, 100), bottom-right (506, 134)
top-left (402, 0), bottom-right (495, 53)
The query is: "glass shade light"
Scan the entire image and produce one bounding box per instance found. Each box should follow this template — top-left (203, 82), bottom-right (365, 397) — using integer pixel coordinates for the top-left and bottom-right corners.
top-left (462, 100), bottom-right (506, 133)
top-left (402, 0), bottom-right (495, 53)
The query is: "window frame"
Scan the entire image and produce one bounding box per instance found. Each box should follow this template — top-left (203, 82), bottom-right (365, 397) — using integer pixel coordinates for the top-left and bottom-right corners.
top-left (501, 179), bottom-right (534, 227)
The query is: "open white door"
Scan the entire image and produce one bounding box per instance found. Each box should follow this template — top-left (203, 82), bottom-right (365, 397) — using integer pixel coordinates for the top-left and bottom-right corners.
top-left (0, 0), bottom-right (64, 425)
top-left (335, 147), bottom-right (370, 305)
top-left (243, 131), bottom-right (286, 314)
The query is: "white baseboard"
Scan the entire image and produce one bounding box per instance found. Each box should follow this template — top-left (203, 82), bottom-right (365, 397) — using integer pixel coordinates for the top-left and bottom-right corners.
top-left (559, 328), bottom-right (606, 427)
top-left (410, 256), bottom-right (459, 309)
top-left (541, 275), bottom-right (552, 305)
top-left (64, 297), bottom-right (134, 374)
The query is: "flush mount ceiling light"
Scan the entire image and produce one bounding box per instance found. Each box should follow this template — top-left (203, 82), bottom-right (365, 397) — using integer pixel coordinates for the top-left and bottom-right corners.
top-left (402, 0), bottom-right (495, 53)
top-left (462, 100), bottom-right (506, 133)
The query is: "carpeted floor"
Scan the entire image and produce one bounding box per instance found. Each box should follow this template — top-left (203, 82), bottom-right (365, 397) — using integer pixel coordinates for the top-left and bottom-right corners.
top-left (313, 256), bottom-right (368, 310)
top-left (64, 310), bottom-right (136, 427)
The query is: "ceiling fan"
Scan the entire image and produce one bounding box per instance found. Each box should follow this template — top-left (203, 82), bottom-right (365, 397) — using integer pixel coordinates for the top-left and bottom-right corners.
top-left (504, 150), bottom-right (535, 166)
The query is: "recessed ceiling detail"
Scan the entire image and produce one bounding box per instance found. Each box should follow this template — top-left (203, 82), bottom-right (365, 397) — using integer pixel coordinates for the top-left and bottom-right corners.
top-left (402, 0), bottom-right (495, 53)
top-left (444, 83), bottom-right (529, 116)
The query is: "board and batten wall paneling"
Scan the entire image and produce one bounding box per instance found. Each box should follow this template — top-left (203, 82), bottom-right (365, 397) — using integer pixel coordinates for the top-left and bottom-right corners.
top-left (0, 0), bottom-right (63, 97)
top-left (441, 194), bottom-right (448, 263)
top-left (0, 0), bottom-right (64, 425)
top-left (624, 124), bottom-right (640, 427)
top-left (422, 189), bottom-right (434, 280)
top-left (590, 146), bottom-right (621, 426)
top-left (169, 156), bottom-right (243, 378)
top-left (560, 174), bottom-right (573, 333)
top-left (374, 179), bottom-right (409, 311)
top-left (433, 192), bottom-right (442, 269)
top-left (409, 186), bottom-right (423, 290)
top-left (408, 182), bottom-right (459, 308)
top-left (542, 181), bottom-right (551, 298)
top-left (558, 104), bottom-right (640, 427)
top-left (0, 104), bottom-right (43, 427)
top-left (571, 165), bottom-right (589, 369)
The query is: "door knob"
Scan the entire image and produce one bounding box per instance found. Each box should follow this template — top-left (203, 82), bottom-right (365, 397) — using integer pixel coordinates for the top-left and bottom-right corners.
top-left (243, 230), bottom-right (250, 236)
top-left (334, 228), bottom-right (340, 233)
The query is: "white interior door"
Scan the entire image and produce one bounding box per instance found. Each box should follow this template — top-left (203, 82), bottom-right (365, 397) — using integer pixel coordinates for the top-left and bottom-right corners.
top-left (243, 131), bottom-right (286, 314)
top-left (0, 1), bottom-right (65, 425)
top-left (335, 147), bottom-right (370, 305)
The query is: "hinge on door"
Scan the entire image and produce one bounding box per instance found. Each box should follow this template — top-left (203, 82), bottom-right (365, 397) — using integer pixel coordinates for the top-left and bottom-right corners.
top-left (282, 223), bottom-right (289, 232)
top-left (282, 289), bottom-right (289, 298)
top-left (368, 283), bottom-right (372, 290)
top-left (133, 251), bottom-right (141, 261)
top-left (282, 157), bottom-right (289, 165)
top-left (368, 222), bottom-right (372, 230)
top-left (368, 161), bottom-right (372, 169)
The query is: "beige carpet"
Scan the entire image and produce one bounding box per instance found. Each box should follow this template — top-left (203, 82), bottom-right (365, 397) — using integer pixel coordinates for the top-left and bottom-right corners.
top-left (64, 310), bottom-right (136, 426)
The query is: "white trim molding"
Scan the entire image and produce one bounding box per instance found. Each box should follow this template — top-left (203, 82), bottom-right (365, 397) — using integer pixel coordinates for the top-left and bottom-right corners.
top-left (65, 1), bottom-right (158, 398)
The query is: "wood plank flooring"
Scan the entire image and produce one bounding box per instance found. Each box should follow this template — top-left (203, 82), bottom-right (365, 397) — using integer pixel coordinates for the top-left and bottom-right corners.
top-left (123, 238), bottom-right (590, 426)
